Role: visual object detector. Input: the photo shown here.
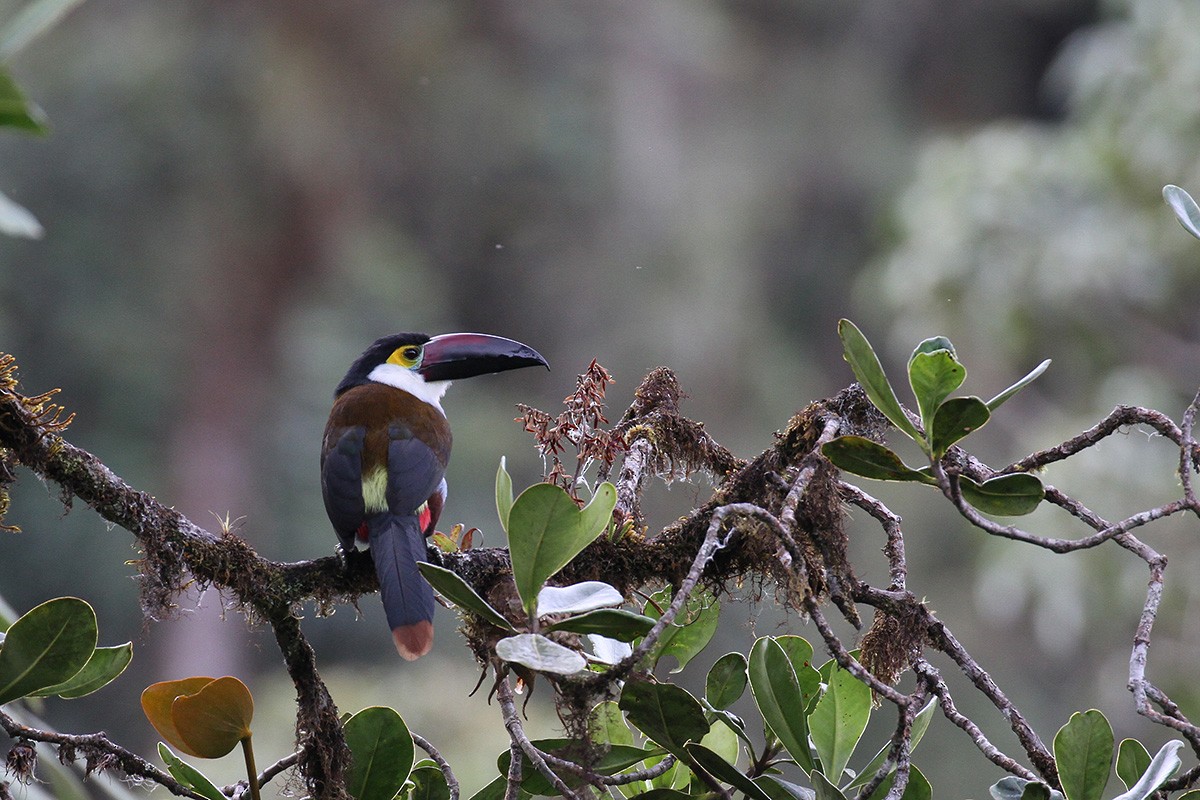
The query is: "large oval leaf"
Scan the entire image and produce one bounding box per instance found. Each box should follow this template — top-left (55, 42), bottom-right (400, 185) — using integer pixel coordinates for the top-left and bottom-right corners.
top-left (0, 596), bottom-right (98, 705)
top-left (544, 609), bottom-right (655, 642)
top-left (31, 642), bottom-right (133, 699)
top-left (619, 679), bottom-right (710, 760)
top-left (410, 764), bottom-right (451, 800)
top-left (1116, 739), bottom-right (1152, 791)
top-left (960, 473), bottom-right (1044, 516)
top-left (774, 636), bottom-right (822, 711)
top-left (748, 637), bottom-right (813, 773)
top-left (1054, 709), bottom-right (1113, 800)
top-left (908, 347), bottom-right (965, 431)
top-left (809, 662), bottom-right (871, 782)
top-left (821, 437), bottom-right (935, 484)
top-left (930, 396), bottom-right (990, 457)
top-left (538, 581), bottom-right (623, 616)
top-left (508, 482), bottom-right (616, 618)
top-left (344, 706), bottom-right (415, 800)
top-left (496, 633), bottom-right (586, 675)
top-left (705, 652), bottom-right (748, 710)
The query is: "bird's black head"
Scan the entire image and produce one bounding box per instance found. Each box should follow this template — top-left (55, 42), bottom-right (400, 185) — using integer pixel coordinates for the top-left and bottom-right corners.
top-left (335, 332), bottom-right (548, 397)
top-left (335, 333), bottom-right (431, 397)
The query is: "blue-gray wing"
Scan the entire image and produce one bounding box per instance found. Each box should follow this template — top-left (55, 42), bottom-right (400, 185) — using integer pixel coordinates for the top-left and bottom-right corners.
top-left (385, 432), bottom-right (445, 517)
top-left (321, 426), bottom-right (367, 549)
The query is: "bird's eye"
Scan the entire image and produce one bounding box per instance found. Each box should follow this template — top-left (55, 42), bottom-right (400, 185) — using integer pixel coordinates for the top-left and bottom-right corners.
top-left (388, 345), bottom-right (424, 369)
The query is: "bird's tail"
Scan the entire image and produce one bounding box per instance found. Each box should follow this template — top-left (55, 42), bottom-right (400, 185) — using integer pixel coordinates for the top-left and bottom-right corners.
top-left (366, 513), bottom-right (436, 660)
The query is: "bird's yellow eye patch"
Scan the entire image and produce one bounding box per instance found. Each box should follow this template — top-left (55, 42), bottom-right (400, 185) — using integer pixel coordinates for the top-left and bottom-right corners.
top-left (387, 345), bottom-right (424, 369)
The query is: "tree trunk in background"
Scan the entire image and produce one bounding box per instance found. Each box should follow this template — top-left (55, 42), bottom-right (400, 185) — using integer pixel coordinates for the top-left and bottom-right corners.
top-left (159, 182), bottom-right (330, 678)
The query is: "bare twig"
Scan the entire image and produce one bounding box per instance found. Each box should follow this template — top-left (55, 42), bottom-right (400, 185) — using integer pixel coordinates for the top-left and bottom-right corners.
top-left (495, 675), bottom-right (584, 800)
top-left (413, 732), bottom-right (460, 800)
top-left (0, 708), bottom-right (207, 799)
top-left (913, 660), bottom-right (1039, 782)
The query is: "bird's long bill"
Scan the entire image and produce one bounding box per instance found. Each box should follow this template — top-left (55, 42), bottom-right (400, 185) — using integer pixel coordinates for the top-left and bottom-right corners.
top-left (419, 332), bottom-right (549, 382)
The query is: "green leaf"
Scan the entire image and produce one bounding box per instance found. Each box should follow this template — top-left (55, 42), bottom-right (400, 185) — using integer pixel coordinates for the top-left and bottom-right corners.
top-left (31, 642), bottom-right (132, 698)
top-left (538, 581), bottom-right (623, 615)
top-left (409, 764), bottom-right (452, 800)
top-left (0, 596), bottom-right (97, 705)
top-left (495, 633), bottom-right (586, 675)
top-left (1116, 739), bottom-right (1152, 791)
top-left (930, 396), bottom-right (990, 457)
top-left (748, 637), bottom-right (813, 773)
top-left (959, 473), bottom-right (1044, 516)
top-left (1111, 740), bottom-right (1183, 800)
top-left (626, 791), bottom-right (693, 800)
top-left (543, 609), bottom-right (655, 642)
top-left (467, 776), bottom-right (511, 800)
top-left (865, 765), bottom-right (932, 800)
top-left (987, 360), bottom-right (1051, 412)
top-left (496, 457), bottom-right (514, 532)
top-left (811, 769), bottom-right (848, 800)
top-left (821, 437), bottom-right (936, 484)
top-left (0, 67), bottom-right (46, 133)
top-left (1019, 783), bottom-right (1052, 800)
top-left (909, 336), bottom-right (956, 360)
top-left (0, 0), bottom-right (84, 60)
top-left (1164, 185), bottom-right (1200, 241)
top-left (344, 706), bottom-right (415, 800)
top-left (774, 635), bottom-right (822, 712)
top-left (755, 776), bottom-right (818, 800)
top-left (416, 562), bottom-right (515, 632)
top-left (590, 700), bottom-right (635, 747)
top-left (1054, 709), bottom-right (1113, 800)
top-left (0, 188), bottom-right (43, 239)
top-left (837, 319), bottom-right (924, 446)
top-left (157, 743), bottom-right (226, 800)
top-left (619, 679), bottom-right (710, 760)
top-left (705, 652), bottom-right (748, 710)
top-left (808, 662), bottom-right (871, 783)
top-left (685, 742), bottom-right (773, 800)
top-left (508, 481), bottom-right (616, 618)
top-left (644, 588), bottom-right (720, 673)
top-left (498, 739), bottom-right (655, 796)
top-left (908, 347), bottom-right (965, 432)
top-left (845, 698), bottom-right (936, 790)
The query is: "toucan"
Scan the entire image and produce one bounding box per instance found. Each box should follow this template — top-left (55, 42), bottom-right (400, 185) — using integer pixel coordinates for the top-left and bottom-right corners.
top-left (321, 332), bottom-right (548, 660)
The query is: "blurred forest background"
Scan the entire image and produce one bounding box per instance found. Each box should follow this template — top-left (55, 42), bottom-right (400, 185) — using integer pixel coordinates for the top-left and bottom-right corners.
top-left (4, 0), bottom-right (1200, 796)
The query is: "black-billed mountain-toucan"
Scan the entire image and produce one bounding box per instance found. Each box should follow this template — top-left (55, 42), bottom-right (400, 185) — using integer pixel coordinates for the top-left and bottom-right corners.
top-left (322, 332), bottom-right (548, 660)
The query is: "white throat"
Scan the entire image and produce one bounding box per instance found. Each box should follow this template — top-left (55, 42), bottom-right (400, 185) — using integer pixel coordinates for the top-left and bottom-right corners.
top-left (367, 363), bottom-right (451, 415)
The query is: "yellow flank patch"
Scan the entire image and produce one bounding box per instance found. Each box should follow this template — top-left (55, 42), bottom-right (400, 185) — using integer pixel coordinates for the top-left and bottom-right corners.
top-left (362, 466), bottom-right (388, 514)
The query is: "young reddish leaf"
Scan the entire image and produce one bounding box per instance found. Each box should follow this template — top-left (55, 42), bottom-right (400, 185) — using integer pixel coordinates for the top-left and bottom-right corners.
top-left (141, 677), bottom-right (216, 757)
top-left (172, 676), bottom-right (254, 758)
